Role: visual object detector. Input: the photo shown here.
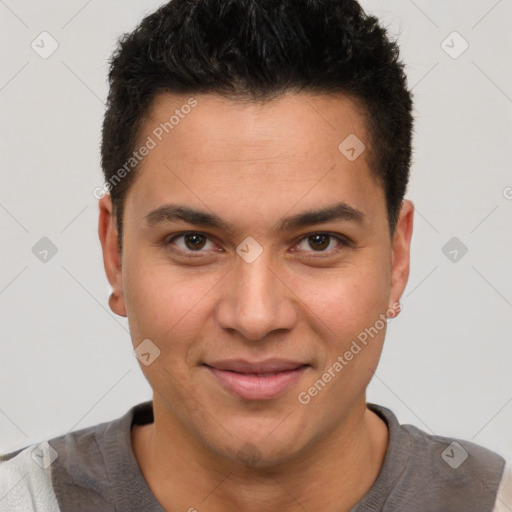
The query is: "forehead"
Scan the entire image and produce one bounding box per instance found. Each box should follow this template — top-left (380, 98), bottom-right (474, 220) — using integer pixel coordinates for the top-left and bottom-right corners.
top-left (141, 91), bottom-right (370, 158)
top-left (124, 91), bottom-right (385, 232)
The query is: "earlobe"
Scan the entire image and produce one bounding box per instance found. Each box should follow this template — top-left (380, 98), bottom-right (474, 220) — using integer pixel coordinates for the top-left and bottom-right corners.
top-left (109, 291), bottom-right (127, 317)
top-left (98, 195), bottom-right (127, 317)
top-left (388, 200), bottom-right (414, 312)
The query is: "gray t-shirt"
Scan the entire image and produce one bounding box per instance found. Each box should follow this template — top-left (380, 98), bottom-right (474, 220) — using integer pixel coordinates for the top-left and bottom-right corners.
top-left (1, 401), bottom-right (510, 511)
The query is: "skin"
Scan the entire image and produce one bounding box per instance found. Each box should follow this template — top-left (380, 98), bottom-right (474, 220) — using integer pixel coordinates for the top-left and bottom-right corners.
top-left (98, 91), bottom-right (414, 512)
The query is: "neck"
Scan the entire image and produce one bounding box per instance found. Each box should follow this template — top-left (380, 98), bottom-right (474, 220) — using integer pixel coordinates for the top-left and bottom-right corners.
top-left (131, 397), bottom-right (388, 512)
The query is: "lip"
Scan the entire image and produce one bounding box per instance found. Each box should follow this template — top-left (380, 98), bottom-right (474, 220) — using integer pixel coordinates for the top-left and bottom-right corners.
top-left (203, 359), bottom-right (310, 400)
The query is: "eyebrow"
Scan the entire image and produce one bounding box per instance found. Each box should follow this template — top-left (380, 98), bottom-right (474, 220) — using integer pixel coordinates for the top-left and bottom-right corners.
top-left (144, 202), bottom-right (365, 233)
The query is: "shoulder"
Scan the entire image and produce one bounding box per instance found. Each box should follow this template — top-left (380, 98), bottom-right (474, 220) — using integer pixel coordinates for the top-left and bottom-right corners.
top-left (493, 462), bottom-right (512, 512)
top-left (404, 421), bottom-right (506, 477)
top-left (367, 403), bottom-right (510, 511)
top-left (0, 403), bottom-right (140, 512)
top-left (0, 441), bottom-right (60, 511)
top-left (0, 401), bottom-right (153, 512)
top-left (0, 424), bottom-right (109, 512)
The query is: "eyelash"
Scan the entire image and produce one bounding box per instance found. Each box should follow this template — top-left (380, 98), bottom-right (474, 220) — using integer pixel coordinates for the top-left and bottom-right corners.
top-left (164, 231), bottom-right (352, 259)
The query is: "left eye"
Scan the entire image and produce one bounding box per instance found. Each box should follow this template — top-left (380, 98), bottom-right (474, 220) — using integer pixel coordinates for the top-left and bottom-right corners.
top-left (169, 232), bottom-right (216, 253)
top-left (167, 231), bottom-right (346, 256)
top-left (294, 233), bottom-right (345, 253)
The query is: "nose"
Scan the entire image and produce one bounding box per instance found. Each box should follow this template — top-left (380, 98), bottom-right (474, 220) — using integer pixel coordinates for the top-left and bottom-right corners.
top-left (215, 249), bottom-right (298, 341)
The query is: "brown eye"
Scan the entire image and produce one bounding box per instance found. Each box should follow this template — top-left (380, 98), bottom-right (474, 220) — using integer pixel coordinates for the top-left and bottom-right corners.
top-left (183, 233), bottom-right (207, 250)
top-left (296, 233), bottom-right (340, 252)
top-left (167, 232), bottom-right (216, 255)
top-left (292, 232), bottom-right (351, 258)
top-left (307, 234), bottom-right (331, 251)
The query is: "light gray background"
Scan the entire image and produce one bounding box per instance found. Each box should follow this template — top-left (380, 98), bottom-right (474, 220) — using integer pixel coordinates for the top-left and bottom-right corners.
top-left (1, 0), bottom-right (511, 464)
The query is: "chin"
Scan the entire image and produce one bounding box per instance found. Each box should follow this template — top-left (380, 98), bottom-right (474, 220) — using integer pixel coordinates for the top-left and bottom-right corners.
top-left (206, 420), bottom-right (310, 470)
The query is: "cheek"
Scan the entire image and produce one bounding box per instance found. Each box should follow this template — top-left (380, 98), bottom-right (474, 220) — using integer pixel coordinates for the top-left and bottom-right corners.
top-left (295, 258), bottom-right (390, 344)
top-left (122, 262), bottom-right (220, 407)
top-left (122, 259), bottom-right (217, 354)
top-left (293, 265), bottom-right (390, 425)
top-left (291, 254), bottom-right (390, 403)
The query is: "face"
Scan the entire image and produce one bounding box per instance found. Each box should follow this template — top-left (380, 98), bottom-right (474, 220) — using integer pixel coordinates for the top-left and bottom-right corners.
top-left (99, 91), bottom-right (413, 467)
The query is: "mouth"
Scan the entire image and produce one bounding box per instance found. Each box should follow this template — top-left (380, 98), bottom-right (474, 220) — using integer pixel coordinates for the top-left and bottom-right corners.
top-left (202, 359), bottom-right (311, 400)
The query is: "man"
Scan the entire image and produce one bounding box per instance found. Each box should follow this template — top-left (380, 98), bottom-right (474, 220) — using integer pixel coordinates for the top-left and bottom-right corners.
top-left (1, 0), bottom-right (510, 510)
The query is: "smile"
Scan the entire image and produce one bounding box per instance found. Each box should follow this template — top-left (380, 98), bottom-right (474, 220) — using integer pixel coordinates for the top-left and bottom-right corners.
top-left (203, 360), bottom-right (310, 400)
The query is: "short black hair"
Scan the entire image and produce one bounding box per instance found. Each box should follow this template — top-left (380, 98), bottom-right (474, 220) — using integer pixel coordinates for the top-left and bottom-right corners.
top-left (101, 0), bottom-right (413, 250)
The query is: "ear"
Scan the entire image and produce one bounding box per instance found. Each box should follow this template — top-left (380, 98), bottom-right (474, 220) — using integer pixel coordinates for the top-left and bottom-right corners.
top-left (98, 194), bottom-right (127, 317)
top-left (388, 199), bottom-right (414, 312)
